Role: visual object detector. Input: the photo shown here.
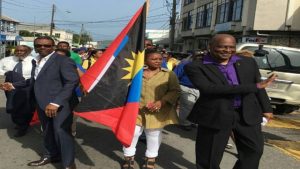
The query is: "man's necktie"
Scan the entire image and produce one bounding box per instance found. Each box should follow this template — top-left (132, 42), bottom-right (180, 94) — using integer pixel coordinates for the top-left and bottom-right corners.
top-left (13, 59), bottom-right (23, 75)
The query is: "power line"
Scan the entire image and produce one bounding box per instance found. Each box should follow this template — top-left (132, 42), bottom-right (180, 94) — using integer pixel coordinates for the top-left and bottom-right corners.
top-left (3, 0), bottom-right (49, 10)
top-left (27, 0), bottom-right (52, 5)
top-left (9, 0), bottom-right (49, 8)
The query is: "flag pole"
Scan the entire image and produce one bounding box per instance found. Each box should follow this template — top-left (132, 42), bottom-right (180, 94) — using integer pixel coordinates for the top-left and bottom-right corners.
top-left (146, 0), bottom-right (150, 17)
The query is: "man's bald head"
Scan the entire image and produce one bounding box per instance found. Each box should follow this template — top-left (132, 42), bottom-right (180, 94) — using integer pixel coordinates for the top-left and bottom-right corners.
top-left (208, 34), bottom-right (236, 64)
top-left (209, 34), bottom-right (236, 46)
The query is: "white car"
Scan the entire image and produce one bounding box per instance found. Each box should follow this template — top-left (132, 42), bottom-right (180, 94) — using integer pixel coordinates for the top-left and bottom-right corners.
top-left (237, 43), bottom-right (300, 114)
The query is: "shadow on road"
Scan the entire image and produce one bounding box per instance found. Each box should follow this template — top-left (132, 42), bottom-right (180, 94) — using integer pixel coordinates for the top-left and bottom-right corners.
top-left (75, 121), bottom-right (196, 169)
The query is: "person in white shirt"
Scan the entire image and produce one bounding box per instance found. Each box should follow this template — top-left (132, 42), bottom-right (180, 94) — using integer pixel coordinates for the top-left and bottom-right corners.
top-left (0, 45), bottom-right (35, 137)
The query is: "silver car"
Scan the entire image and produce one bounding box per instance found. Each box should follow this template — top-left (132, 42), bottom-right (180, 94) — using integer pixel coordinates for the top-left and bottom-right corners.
top-left (237, 43), bottom-right (300, 114)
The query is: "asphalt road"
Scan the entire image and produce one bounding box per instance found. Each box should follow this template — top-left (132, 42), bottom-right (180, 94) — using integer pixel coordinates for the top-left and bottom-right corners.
top-left (0, 81), bottom-right (299, 168)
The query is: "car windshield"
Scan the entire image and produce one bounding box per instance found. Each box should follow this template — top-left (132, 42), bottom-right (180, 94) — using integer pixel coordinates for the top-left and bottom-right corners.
top-left (242, 46), bottom-right (300, 74)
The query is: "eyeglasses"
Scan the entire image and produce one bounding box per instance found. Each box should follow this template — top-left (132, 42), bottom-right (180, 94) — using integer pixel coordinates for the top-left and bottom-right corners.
top-left (34, 44), bottom-right (53, 48)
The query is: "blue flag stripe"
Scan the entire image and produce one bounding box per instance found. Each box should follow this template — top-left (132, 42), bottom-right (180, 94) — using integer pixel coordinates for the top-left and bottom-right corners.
top-left (127, 69), bottom-right (143, 102)
top-left (114, 35), bottom-right (129, 58)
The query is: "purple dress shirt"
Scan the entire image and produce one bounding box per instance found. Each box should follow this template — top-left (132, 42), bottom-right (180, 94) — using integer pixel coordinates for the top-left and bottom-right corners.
top-left (203, 54), bottom-right (241, 108)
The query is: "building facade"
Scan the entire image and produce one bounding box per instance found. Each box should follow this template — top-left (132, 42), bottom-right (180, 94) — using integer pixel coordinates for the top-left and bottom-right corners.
top-left (17, 23), bottom-right (73, 44)
top-left (0, 15), bottom-right (20, 45)
top-left (179, 0), bottom-right (300, 52)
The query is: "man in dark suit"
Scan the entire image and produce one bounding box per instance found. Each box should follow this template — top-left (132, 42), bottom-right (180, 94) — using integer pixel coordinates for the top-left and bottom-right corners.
top-left (184, 34), bottom-right (276, 169)
top-left (5, 36), bottom-right (79, 169)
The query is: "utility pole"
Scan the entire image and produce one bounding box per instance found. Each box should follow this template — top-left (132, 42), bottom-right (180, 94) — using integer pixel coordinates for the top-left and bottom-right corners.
top-left (50, 4), bottom-right (55, 36)
top-left (33, 17), bottom-right (36, 39)
top-left (0, 0), bottom-right (3, 46)
top-left (78, 24), bottom-right (84, 46)
top-left (169, 0), bottom-right (176, 51)
top-left (0, 0), bottom-right (2, 32)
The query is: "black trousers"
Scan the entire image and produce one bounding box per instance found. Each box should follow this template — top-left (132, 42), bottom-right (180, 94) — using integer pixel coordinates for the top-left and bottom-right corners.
top-left (195, 109), bottom-right (264, 169)
top-left (37, 104), bottom-right (74, 167)
top-left (5, 89), bottom-right (34, 130)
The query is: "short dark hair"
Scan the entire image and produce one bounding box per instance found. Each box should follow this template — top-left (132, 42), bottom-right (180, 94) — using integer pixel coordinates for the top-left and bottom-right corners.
top-left (90, 49), bottom-right (104, 56)
top-left (57, 41), bottom-right (70, 47)
top-left (145, 48), bottom-right (161, 58)
top-left (34, 36), bottom-right (55, 46)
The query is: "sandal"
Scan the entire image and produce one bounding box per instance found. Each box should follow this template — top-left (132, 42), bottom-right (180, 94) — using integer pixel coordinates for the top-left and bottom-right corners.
top-left (122, 156), bottom-right (135, 169)
top-left (142, 157), bottom-right (156, 169)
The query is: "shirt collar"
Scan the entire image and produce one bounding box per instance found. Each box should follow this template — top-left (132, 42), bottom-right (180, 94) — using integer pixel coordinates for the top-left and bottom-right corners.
top-left (143, 65), bottom-right (169, 72)
top-left (203, 53), bottom-right (241, 65)
top-left (34, 51), bottom-right (55, 62)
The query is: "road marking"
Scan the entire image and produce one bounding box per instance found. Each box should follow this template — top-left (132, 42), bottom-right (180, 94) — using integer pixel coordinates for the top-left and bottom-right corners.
top-left (266, 117), bottom-right (300, 129)
top-left (266, 140), bottom-right (300, 161)
top-left (265, 115), bottom-right (300, 160)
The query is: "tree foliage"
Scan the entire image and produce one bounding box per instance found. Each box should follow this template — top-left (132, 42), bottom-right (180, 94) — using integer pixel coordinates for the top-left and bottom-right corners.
top-left (73, 32), bottom-right (93, 45)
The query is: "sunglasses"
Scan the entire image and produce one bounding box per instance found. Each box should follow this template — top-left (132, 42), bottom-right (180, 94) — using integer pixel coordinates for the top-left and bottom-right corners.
top-left (34, 44), bottom-right (53, 48)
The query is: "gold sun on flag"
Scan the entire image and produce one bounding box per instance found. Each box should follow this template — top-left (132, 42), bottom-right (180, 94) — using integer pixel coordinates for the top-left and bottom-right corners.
top-left (122, 50), bottom-right (145, 80)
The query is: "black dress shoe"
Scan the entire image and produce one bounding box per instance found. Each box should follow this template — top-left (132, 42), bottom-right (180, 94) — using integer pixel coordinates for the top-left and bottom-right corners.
top-left (178, 125), bottom-right (193, 131)
top-left (14, 129), bottom-right (27, 137)
top-left (65, 163), bottom-right (76, 169)
top-left (27, 157), bottom-right (61, 166)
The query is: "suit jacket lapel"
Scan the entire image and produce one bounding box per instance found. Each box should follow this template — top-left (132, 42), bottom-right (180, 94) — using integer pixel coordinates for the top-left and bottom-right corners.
top-left (234, 59), bottom-right (245, 84)
top-left (205, 64), bottom-right (228, 84)
top-left (36, 53), bottom-right (56, 80)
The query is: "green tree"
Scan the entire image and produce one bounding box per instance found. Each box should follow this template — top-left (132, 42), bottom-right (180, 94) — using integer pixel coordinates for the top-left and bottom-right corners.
top-left (79, 32), bottom-right (93, 45)
top-left (19, 30), bottom-right (33, 37)
top-left (73, 33), bottom-right (80, 44)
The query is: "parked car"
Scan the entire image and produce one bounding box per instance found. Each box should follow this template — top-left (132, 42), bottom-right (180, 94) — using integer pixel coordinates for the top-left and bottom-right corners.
top-left (237, 43), bottom-right (300, 114)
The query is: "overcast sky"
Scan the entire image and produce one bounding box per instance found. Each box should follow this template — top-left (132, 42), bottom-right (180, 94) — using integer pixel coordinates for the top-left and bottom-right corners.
top-left (2, 0), bottom-right (180, 41)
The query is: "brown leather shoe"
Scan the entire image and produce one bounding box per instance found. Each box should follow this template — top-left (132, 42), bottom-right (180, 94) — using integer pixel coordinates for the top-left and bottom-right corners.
top-left (27, 157), bottom-right (61, 166)
top-left (65, 163), bottom-right (76, 169)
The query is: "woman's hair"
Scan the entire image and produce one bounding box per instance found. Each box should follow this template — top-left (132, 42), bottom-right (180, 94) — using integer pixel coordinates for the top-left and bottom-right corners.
top-left (145, 48), bottom-right (161, 59)
top-left (87, 49), bottom-right (104, 59)
top-left (55, 48), bottom-right (71, 57)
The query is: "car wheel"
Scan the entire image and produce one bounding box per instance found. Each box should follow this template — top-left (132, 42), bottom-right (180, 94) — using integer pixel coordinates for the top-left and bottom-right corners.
top-left (273, 104), bottom-right (299, 114)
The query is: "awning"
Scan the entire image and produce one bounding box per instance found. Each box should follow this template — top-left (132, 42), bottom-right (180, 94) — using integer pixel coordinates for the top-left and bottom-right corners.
top-left (15, 35), bottom-right (24, 41)
top-left (0, 34), bottom-right (6, 41)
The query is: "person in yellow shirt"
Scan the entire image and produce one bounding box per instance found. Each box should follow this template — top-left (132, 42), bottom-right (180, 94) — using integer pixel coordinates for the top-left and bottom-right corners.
top-left (82, 49), bottom-right (104, 70)
top-left (122, 49), bottom-right (180, 169)
top-left (161, 51), bottom-right (180, 70)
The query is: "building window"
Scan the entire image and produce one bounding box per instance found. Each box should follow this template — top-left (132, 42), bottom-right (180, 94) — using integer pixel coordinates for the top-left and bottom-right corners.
top-left (232, 0), bottom-right (243, 21)
top-left (198, 39), bottom-right (209, 49)
top-left (184, 0), bottom-right (195, 6)
top-left (0, 21), bottom-right (4, 32)
top-left (8, 23), bottom-right (16, 32)
top-left (55, 33), bottom-right (61, 38)
top-left (216, 0), bottom-right (243, 24)
top-left (182, 10), bottom-right (193, 31)
top-left (196, 3), bottom-right (213, 28)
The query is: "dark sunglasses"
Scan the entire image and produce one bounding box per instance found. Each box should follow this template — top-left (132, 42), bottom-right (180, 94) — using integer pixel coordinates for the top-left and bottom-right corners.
top-left (34, 44), bottom-right (53, 48)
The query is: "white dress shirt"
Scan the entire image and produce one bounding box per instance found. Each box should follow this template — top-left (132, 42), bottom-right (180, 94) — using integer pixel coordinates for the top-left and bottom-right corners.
top-left (34, 51), bottom-right (55, 79)
top-left (0, 55), bottom-right (34, 79)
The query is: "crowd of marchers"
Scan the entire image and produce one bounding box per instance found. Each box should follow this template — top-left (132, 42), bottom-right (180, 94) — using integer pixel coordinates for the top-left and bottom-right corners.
top-left (0, 34), bottom-right (277, 169)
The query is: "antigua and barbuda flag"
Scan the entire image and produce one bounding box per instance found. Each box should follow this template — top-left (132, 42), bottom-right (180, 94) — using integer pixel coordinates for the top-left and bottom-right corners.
top-left (74, 3), bottom-right (146, 147)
